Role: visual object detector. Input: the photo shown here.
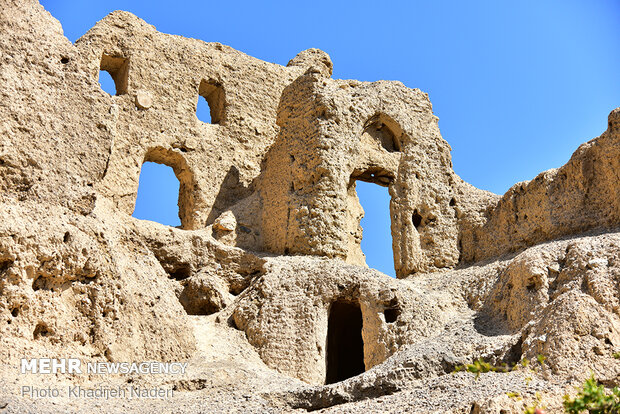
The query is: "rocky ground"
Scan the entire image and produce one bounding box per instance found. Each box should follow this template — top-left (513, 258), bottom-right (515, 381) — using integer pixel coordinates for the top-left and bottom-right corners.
top-left (1, 219), bottom-right (618, 413)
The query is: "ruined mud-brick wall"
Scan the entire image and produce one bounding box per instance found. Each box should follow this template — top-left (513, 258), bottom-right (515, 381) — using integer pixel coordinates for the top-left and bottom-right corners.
top-left (74, 10), bottom-right (323, 231)
top-left (74, 9), bottom-right (471, 277)
top-left (3, 0), bottom-right (620, 393)
top-left (5, 1), bottom-right (617, 282)
top-left (0, 0), bottom-right (200, 364)
top-left (258, 73), bottom-right (463, 276)
top-left (219, 257), bottom-right (459, 384)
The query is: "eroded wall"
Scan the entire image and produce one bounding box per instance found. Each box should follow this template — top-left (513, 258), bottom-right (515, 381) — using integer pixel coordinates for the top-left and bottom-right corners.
top-left (459, 109), bottom-right (620, 264)
top-left (4, 0), bottom-right (619, 281)
top-left (3, 0), bottom-right (620, 392)
top-left (258, 73), bottom-right (463, 276)
top-left (74, 11), bottom-right (329, 232)
top-left (220, 256), bottom-right (457, 384)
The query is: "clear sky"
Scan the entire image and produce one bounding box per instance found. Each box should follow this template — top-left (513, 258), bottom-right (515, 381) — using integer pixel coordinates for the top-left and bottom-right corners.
top-left (41, 0), bottom-right (620, 277)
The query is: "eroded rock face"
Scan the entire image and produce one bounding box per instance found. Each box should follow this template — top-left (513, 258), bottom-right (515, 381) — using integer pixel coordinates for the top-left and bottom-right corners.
top-left (1, 0), bottom-right (620, 412)
top-left (466, 232), bottom-right (620, 381)
top-left (0, 200), bottom-right (196, 364)
top-left (258, 75), bottom-right (461, 276)
top-left (219, 256), bottom-right (457, 384)
top-left (459, 108), bottom-right (620, 264)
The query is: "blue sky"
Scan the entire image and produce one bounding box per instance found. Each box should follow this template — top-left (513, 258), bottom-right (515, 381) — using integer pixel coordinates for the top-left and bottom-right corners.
top-left (41, 1), bottom-right (620, 277)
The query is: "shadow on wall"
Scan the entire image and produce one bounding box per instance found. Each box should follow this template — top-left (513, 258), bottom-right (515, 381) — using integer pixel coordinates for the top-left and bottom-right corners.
top-left (205, 165), bottom-right (253, 225)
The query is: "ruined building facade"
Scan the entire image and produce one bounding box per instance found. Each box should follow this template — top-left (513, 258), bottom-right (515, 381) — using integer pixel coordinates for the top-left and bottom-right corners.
top-left (1, 2), bottom-right (620, 410)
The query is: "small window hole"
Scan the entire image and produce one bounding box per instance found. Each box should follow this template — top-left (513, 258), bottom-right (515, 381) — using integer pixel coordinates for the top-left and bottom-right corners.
top-left (384, 308), bottom-right (400, 323)
top-left (133, 162), bottom-right (181, 227)
top-left (99, 54), bottom-right (129, 96)
top-left (33, 322), bottom-right (51, 339)
top-left (412, 210), bottom-right (423, 228)
top-left (197, 79), bottom-right (225, 124)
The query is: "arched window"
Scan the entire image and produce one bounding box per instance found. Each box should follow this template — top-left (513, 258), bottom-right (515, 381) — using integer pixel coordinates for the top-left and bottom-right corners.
top-left (99, 54), bottom-right (129, 96)
top-left (348, 113), bottom-right (404, 277)
top-left (98, 70), bottom-right (116, 96)
top-left (355, 181), bottom-right (396, 277)
top-left (362, 114), bottom-right (402, 153)
top-left (132, 148), bottom-right (197, 229)
top-left (132, 162), bottom-right (181, 227)
top-left (196, 79), bottom-right (225, 124)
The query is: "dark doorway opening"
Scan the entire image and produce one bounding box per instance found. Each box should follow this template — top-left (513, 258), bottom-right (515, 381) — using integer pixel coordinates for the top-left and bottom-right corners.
top-left (326, 300), bottom-right (365, 384)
